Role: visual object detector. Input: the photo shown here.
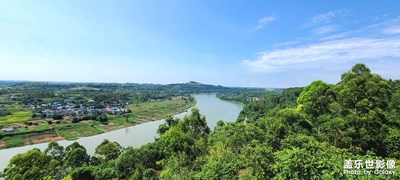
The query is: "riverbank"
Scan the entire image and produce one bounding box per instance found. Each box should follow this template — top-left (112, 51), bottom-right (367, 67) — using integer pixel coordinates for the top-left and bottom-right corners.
top-left (0, 94), bottom-right (244, 172)
top-left (0, 96), bottom-right (195, 149)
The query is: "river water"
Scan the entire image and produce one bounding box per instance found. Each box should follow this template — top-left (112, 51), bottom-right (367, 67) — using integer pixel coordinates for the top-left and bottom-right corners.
top-left (0, 94), bottom-right (243, 171)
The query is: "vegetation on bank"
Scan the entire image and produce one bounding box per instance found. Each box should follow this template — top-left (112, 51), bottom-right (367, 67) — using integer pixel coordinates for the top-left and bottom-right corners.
top-left (217, 87), bottom-right (303, 123)
top-left (0, 81), bottom-right (262, 149)
top-left (127, 96), bottom-right (195, 123)
top-left (2, 63), bottom-right (399, 179)
top-left (0, 96), bottom-right (195, 148)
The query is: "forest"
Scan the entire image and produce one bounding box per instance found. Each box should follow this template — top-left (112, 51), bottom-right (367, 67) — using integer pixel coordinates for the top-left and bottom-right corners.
top-left (0, 81), bottom-right (265, 105)
top-left (1, 64), bottom-right (399, 179)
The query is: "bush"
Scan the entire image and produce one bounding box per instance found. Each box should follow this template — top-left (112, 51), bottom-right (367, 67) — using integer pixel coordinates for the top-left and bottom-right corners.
top-left (98, 116), bottom-right (108, 123)
top-left (53, 114), bottom-right (63, 120)
top-left (72, 117), bottom-right (80, 123)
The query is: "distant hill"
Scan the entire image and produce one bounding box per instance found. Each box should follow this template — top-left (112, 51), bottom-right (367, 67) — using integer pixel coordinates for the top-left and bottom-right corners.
top-left (3, 80), bottom-right (273, 94)
top-left (0, 81), bottom-right (25, 87)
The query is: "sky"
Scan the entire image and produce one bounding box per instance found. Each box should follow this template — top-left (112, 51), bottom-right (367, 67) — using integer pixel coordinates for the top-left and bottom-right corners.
top-left (0, 1), bottom-right (399, 88)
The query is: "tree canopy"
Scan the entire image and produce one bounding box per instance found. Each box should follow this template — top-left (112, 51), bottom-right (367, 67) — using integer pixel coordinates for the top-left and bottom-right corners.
top-left (2, 64), bottom-right (399, 179)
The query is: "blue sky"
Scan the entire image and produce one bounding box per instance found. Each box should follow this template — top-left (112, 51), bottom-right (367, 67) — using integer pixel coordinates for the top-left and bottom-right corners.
top-left (0, 1), bottom-right (399, 88)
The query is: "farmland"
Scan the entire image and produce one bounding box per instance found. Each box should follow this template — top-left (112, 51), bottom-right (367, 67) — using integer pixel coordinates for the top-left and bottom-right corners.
top-left (0, 81), bottom-right (261, 149)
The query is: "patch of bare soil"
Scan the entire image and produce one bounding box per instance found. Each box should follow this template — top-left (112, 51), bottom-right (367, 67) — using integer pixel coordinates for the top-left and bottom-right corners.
top-left (123, 122), bottom-right (130, 127)
top-left (79, 121), bottom-right (90, 125)
top-left (101, 124), bottom-right (120, 132)
top-left (0, 140), bottom-right (6, 149)
top-left (138, 117), bottom-right (155, 123)
top-left (29, 134), bottom-right (64, 144)
top-left (13, 123), bottom-right (26, 128)
top-left (82, 130), bottom-right (92, 135)
top-left (22, 138), bottom-right (31, 145)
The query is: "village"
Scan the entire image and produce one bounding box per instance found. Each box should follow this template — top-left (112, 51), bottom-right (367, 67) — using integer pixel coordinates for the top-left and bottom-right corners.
top-left (1, 99), bottom-right (128, 133)
top-left (27, 99), bottom-right (127, 119)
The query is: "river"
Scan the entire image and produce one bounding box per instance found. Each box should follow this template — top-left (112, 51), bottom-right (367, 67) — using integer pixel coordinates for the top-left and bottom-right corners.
top-left (0, 94), bottom-right (243, 171)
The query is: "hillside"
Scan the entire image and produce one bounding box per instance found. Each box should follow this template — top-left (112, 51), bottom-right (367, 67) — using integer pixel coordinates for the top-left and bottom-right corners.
top-left (2, 64), bottom-right (399, 179)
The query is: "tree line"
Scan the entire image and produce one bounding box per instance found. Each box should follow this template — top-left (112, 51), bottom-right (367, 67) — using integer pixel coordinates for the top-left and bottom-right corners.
top-left (2, 64), bottom-right (399, 179)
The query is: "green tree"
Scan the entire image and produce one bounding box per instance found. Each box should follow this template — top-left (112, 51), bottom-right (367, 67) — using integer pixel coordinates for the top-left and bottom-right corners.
top-left (95, 139), bottom-right (123, 162)
top-left (160, 153), bottom-right (193, 180)
top-left (297, 80), bottom-right (333, 119)
top-left (69, 166), bottom-right (96, 180)
top-left (273, 140), bottom-right (346, 179)
top-left (180, 108), bottom-right (210, 139)
top-left (157, 116), bottom-right (178, 135)
top-left (45, 141), bottom-right (64, 161)
top-left (239, 141), bottom-right (275, 179)
top-left (4, 149), bottom-right (53, 180)
top-left (64, 142), bottom-right (90, 168)
top-left (197, 142), bottom-right (240, 180)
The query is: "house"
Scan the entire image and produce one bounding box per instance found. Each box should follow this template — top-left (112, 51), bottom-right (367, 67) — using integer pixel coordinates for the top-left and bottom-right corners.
top-left (9, 96), bottom-right (17, 101)
top-left (104, 106), bottom-right (112, 113)
top-left (76, 110), bottom-right (84, 115)
top-left (33, 113), bottom-right (42, 118)
top-left (66, 103), bottom-right (75, 109)
top-left (111, 107), bottom-right (120, 114)
top-left (64, 99), bottom-right (73, 103)
top-left (43, 109), bottom-right (54, 117)
top-left (2, 128), bottom-right (14, 132)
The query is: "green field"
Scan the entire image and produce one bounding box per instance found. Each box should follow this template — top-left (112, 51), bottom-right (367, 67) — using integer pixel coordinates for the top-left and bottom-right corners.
top-left (1, 136), bottom-right (24, 148)
top-left (109, 115), bottom-right (137, 125)
top-left (55, 122), bottom-right (105, 140)
top-left (127, 96), bottom-right (195, 122)
top-left (5, 123), bottom-right (49, 134)
top-left (0, 96), bottom-right (195, 148)
top-left (0, 104), bottom-right (32, 123)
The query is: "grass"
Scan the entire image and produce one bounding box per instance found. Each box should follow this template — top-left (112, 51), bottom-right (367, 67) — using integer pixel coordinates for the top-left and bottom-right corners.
top-left (55, 122), bottom-right (105, 140)
top-left (0, 104), bottom-right (32, 123)
top-left (109, 115), bottom-right (137, 125)
top-left (0, 96), bottom-right (195, 148)
top-left (0, 111), bottom-right (32, 123)
top-left (9, 123), bottom-right (49, 134)
top-left (127, 96), bottom-right (195, 122)
top-left (2, 136), bottom-right (24, 148)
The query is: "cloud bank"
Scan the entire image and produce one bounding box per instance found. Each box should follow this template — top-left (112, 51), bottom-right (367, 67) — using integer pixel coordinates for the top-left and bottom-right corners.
top-left (244, 37), bottom-right (400, 72)
top-left (245, 14), bottom-right (400, 73)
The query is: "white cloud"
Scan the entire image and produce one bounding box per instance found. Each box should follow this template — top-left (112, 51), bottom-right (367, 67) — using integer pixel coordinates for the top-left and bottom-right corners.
top-left (301, 10), bottom-right (348, 37)
top-left (244, 37), bottom-right (400, 72)
top-left (312, 25), bottom-right (338, 35)
top-left (271, 40), bottom-right (299, 48)
top-left (320, 32), bottom-right (349, 40)
top-left (320, 17), bottom-right (400, 40)
top-left (245, 16), bottom-right (400, 73)
top-left (383, 25), bottom-right (400, 34)
top-left (305, 10), bottom-right (348, 27)
top-left (250, 16), bottom-right (276, 31)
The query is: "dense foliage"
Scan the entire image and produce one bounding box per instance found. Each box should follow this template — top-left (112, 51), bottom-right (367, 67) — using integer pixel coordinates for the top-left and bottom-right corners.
top-left (218, 87), bottom-right (303, 123)
top-left (1, 81), bottom-right (264, 105)
top-left (2, 64), bottom-right (399, 179)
